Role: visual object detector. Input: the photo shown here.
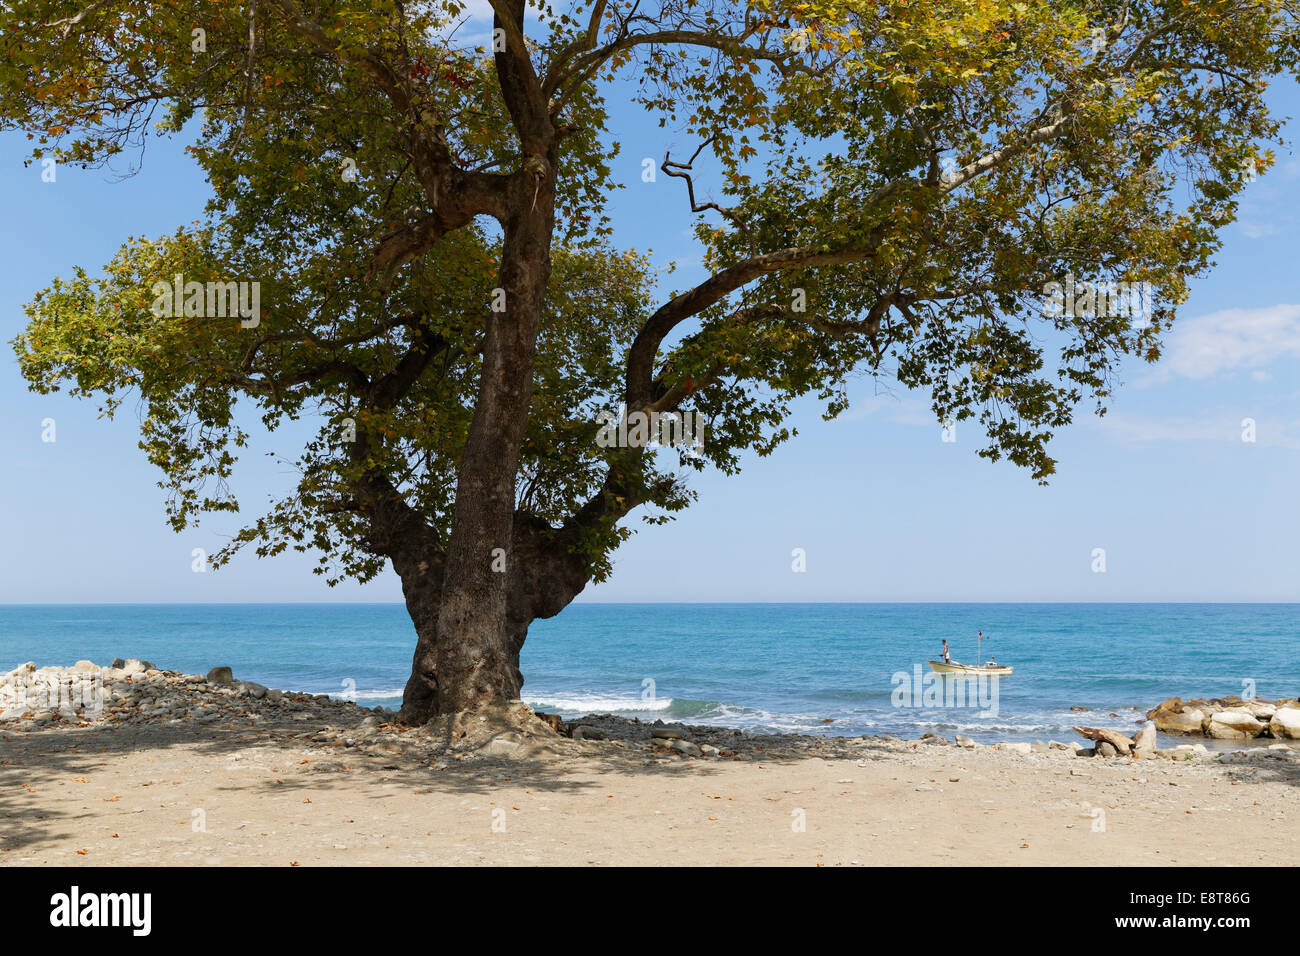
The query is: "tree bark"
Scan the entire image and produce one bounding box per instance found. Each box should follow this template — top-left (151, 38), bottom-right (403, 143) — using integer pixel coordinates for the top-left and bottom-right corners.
top-left (427, 171), bottom-right (556, 714)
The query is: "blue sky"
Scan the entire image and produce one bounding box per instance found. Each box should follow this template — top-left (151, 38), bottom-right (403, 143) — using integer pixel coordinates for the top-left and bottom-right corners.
top-left (1, 13), bottom-right (1297, 604)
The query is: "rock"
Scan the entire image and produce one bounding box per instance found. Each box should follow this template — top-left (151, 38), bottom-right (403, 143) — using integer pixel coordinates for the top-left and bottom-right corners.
top-left (1096, 741), bottom-right (1118, 757)
top-left (1030, 740), bottom-right (1049, 753)
top-left (1269, 707), bottom-right (1300, 740)
top-left (108, 658), bottom-right (152, 675)
top-left (1238, 700), bottom-right (1277, 720)
top-left (1132, 721), bottom-right (1157, 753)
top-left (918, 733), bottom-right (951, 746)
top-left (206, 666), bottom-right (235, 685)
top-left (1074, 746), bottom-right (1096, 757)
top-left (532, 711), bottom-right (566, 735)
top-left (954, 734), bottom-right (977, 748)
top-left (667, 739), bottom-right (701, 757)
top-left (1205, 711), bottom-right (1264, 739)
top-left (700, 744), bottom-right (721, 757)
top-left (73, 660), bottom-right (99, 672)
top-left (1048, 740), bottom-right (1072, 751)
top-left (237, 682), bottom-right (268, 700)
top-left (571, 726), bottom-right (604, 741)
top-left (1073, 725), bottom-right (1134, 755)
top-left (486, 735), bottom-right (522, 756)
top-left (996, 742), bottom-right (1032, 754)
top-left (1156, 708), bottom-right (1206, 735)
top-left (266, 689), bottom-right (283, 703)
top-left (1069, 705), bottom-right (1089, 712)
top-left (650, 727), bottom-right (685, 740)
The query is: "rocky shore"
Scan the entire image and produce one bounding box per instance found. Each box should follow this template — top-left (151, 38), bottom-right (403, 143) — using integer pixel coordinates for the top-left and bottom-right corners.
top-left (1147, 695), bottom-right (1300, 740)
top-left (3, 658), bottom-right (1297, 770)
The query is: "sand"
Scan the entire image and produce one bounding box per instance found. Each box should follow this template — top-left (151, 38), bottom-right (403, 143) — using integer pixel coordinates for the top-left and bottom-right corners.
top-left (4, 707), bottom-right (1298, 866)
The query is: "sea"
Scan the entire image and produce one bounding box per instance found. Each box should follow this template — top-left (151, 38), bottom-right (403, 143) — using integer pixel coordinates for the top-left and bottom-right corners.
top-left (1, 602), bottom-right (1296, 745)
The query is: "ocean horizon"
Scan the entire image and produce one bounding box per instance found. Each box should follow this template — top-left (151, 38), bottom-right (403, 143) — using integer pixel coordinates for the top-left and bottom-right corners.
top-left (2, 602), bottom-right (1295, 746)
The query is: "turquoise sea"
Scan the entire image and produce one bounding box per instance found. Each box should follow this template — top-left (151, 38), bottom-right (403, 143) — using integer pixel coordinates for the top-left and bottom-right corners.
top-left (1, 603), bottom-right (1296, 744)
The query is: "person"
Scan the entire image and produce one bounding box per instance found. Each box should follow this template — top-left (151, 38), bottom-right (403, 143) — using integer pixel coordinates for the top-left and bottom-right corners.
top-left (941, 639), bottom-right (951, 664)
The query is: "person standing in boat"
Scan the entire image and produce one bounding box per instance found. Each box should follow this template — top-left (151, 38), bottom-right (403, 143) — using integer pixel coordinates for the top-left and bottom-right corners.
top-left (941, 639), bottom-right (951, 664)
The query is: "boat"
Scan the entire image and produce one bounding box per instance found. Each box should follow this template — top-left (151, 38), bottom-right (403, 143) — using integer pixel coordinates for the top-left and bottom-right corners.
top-left (927, 631), bottom-right (1012, 675)
top-left (927, 659), bottom-right (1013, 676)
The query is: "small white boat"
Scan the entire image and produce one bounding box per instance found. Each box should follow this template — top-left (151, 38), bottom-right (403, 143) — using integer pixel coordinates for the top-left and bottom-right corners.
top-left (927, 660), bottom-right (1013, 676)
top-left (929, 632), bottom-right (1012, 675)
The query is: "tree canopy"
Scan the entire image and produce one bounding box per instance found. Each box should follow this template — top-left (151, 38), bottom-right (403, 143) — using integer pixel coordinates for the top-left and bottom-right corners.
top-left (5, 0), bottom-right (1298, 714)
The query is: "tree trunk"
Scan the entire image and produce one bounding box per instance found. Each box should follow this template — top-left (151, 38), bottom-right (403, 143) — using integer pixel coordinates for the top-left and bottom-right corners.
top-left (398, 513), bottom-right (592, 723)
top-left (428, 183), bottom-right (554, 714)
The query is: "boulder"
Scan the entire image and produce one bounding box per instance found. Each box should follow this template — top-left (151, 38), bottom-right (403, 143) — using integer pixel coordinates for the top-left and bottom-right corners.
top-left (1238, 700), bottom-right (1277, 720)
top-left (1155, 708), bottom-right (1206, 735)
top-left (668, 739), bottom-right (702, 757)
top-left (532, 711), bottom-right (566, 735)
top-left (206, 666), bottom-right (235, 685)
top-left (1268, 707), bottom-right (1300, 740)
top-left (1132, 721), bottom-right (1157, 753)
top-left (1146, 696), bottom-right (1184, 720)
top-left (1205, 711), bottom-right (1264, 739)
top-left (650, 727), bottom-right (685, 740)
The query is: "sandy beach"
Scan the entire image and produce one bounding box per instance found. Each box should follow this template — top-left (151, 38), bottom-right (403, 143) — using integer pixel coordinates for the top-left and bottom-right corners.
top-left (3, 662), bottom-right (1299, 866)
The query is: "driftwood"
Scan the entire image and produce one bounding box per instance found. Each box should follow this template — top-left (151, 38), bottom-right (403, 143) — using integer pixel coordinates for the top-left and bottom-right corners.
top-left (1073, 726), bottom-right (1134, 755)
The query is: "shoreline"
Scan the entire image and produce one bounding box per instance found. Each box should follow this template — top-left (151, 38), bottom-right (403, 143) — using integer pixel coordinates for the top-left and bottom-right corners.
top-left (3, 659), bottom-right (1299, 865)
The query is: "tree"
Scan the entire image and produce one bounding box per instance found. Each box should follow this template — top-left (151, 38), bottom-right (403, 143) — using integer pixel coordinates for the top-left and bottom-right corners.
top-left (5, 0), bottom-right (1298, 721)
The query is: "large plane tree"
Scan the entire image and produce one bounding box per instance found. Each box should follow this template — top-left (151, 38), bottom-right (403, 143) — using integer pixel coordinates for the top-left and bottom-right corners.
top-left (4, 0), bottom-right (1297, 721)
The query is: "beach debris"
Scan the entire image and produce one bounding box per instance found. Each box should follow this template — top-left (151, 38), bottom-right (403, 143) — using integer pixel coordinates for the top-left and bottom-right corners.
top-left (1072, 726), bottom-right (1134, 756)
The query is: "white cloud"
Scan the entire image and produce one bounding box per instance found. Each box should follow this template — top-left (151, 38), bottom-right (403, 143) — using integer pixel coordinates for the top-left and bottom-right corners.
top-left (1156, 303), bottom-right (1300, 380)
top-left (1096, 412), bottom-right (1300, 449)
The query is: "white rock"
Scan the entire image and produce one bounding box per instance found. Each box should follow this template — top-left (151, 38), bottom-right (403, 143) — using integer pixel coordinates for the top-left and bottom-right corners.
top-left (1206, 711), bottom-right (1265, 739)
top-left (1268, 707), bottom-right (1300, 740)
top-left (1133, 721), bottom-right (1157, 752)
